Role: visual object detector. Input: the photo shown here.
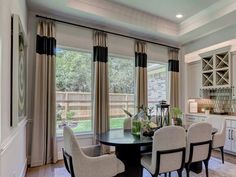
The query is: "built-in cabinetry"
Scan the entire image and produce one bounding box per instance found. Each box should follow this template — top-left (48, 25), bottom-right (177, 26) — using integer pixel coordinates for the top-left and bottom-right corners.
top-left (185, 114), bottom-right (236, 155)
top-left (187, 61), bottom-right (201, 98)
top-left (231, 52), bottom-right (236, 99)
top-left (200, 47), bottom-right (231, 89)
top-left (225, 119), bottom-right (236, 154)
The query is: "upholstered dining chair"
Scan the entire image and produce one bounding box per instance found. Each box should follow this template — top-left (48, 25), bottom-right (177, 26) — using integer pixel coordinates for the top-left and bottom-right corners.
top-left (141, 126), bottom-right (186, 177)
top-left (185, 122), bottom-right (212, 177)
top-left (63, 126), bottom-right (125, 177)
top-left (206, 116), bottom-right (226, 163)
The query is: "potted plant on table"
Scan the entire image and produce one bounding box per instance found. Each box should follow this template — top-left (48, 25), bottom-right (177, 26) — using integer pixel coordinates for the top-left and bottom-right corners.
top-left (171, 107), bottom-right (183, 126)
top-left (123, 105), bottom-right (157, 137)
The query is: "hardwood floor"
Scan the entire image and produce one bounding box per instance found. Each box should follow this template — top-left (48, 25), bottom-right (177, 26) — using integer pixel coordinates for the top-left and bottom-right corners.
top-left (26, 161), bottom-right (70, 177)
top-left (211, 150), bottom-right (236, 164)
top-left (26, 151), bottom-right (236, 177)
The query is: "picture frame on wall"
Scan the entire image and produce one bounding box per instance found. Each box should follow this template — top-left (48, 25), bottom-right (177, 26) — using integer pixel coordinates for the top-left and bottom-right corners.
top-left (10, 14), bottom-right (27, 127)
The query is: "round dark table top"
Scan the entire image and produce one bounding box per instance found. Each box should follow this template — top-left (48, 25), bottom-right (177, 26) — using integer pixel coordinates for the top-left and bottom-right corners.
top-left (97, 130), bottom-right (153, 146)
top-left (97, 126), bottom-right (218, 146)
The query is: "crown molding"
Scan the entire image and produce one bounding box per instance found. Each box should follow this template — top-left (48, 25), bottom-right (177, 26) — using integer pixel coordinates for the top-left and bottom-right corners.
top-left (28, 0), bottom-right (236, 45)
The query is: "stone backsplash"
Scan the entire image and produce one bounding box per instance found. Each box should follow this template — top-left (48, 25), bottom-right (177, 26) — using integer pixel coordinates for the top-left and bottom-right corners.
top-left (193, 89), bottom-right (236, 114)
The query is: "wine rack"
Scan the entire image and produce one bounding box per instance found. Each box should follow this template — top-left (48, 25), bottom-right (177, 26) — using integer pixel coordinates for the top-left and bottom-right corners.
top-left (201, 50), bottom-right (231, 89)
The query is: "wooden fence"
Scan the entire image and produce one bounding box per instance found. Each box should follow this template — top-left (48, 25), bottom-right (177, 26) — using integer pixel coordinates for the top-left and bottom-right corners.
top-left (56, 92), bottom-right (136, 121)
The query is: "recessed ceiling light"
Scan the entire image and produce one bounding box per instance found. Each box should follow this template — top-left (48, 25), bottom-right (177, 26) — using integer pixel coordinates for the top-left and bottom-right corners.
top-left (176, 14), bottom-right (183, 19)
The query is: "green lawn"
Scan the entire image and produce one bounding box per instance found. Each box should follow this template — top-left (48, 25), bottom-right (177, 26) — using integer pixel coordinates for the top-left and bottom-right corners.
top-left (57, 117), bottom-right (125, 136)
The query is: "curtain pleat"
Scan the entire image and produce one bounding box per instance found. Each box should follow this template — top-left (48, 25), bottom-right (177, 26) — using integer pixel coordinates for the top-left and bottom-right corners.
top-left (135, 41), bottom-right (147, 111)
top-left (93, 31), bottom-right (109, 135)
top-left (31, 21), bottom-right (57, 167)
top-left (168, 48), bottom-right (179, 108)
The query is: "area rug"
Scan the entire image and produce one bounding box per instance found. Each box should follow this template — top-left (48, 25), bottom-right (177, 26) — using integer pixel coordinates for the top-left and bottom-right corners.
top-left (54, 157), bottom-right (236, 177)
top-left (143, 157), bottom-right (236, 177)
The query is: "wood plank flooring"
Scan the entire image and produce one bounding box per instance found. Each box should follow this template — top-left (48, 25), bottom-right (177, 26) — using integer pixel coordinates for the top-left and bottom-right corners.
top-left (26, 151), bottom-right (236, 177)
top-left (211, 150), bottom-right (236, 164)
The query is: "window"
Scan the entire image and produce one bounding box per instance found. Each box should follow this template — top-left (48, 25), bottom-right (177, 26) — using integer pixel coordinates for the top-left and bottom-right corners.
top-left (147, 62), bottom-right (168, 112)
top-left (56, 48), bottom-right (92, 136)
top-left (108, 56), bottom-right (135, 129)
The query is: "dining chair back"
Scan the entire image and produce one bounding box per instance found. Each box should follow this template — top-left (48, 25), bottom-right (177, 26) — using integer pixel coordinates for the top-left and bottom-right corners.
top-left (123, 117), bottom-right (131, 130)
top-left (185, 122), bottom-right (212, 177)
top-left (141, 126), bottom-right (186, 177)
top-left (206, 116), bottom-right (226, 163)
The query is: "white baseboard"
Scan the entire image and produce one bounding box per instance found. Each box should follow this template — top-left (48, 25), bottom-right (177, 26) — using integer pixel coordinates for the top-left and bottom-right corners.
top-left (20, 159), bottom-right (27, 177)
top-left (0, 118), bottom-right (27, 155)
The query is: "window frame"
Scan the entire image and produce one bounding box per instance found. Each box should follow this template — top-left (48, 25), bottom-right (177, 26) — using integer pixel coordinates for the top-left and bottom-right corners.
top-left (55, 45), bottom-right (94, 137)
top-left (108, 54), bottom-right (135, 130)
top-left (147, 59), bottom-right (169, 107)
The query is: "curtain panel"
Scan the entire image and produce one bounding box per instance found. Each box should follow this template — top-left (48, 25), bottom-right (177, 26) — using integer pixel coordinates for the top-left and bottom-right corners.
top-left (31, 21), bottom-right (58, 167)
top-left (135, 41), bottom-right (147, 111)
top-left (168, 48), bottom-right (179, 108)
top-left (93, 31), bottom-right (109, 135)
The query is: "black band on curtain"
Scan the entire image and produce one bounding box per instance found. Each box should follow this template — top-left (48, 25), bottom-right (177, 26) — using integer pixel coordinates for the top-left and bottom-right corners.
top-left (36, 35), bottom-right (56, 55)
top-left (168, 59), bottom-right (179, 72)
top-left (135, 52), bottom-right (147, 67)
top-left (93, 46), bottom-right (108, 63)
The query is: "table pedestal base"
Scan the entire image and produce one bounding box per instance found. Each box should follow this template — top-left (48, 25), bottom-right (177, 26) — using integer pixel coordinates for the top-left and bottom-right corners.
top-left (116, 145), bottom-right (142, 177)
top-left (190, 161), bottom-right (202, 174)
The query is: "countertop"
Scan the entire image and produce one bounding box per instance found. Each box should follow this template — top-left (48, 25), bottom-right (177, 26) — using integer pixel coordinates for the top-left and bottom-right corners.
top-left (185, 113), bottom-right (236, 120)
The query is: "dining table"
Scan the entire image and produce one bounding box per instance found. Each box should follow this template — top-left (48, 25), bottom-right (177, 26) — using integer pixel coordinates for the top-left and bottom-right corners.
top-left (96, 127), bottom-right (218, 177)
top-left (97, 129), bottom-right (152, 177)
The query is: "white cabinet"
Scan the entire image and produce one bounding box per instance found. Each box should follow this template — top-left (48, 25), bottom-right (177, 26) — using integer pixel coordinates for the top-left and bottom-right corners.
top-left (231, 52), bottom-right (236, 99)
top-left (224, 119), bottom-right (236, 153)
top-left (187, 61), bottom-right (201, 98)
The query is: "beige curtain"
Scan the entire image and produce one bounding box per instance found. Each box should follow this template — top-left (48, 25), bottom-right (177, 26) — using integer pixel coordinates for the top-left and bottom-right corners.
top-left (168, 48), bottom-right (179, 108)
top-left (93, 31), bottom-right (109, 135)
top-left (135, 41), bottom-right (147, 111)
top-left (31, 21), bottom-right (57, 167)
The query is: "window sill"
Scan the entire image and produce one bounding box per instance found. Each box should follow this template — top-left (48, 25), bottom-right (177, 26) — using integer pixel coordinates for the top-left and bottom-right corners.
top-left (56, 132), bottom-right (94, 141)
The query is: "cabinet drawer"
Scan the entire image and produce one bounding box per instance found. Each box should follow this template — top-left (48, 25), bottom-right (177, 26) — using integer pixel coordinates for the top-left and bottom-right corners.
top-left (231, 120), bottom-right (236, 128)
top-left (226, 120), bottom-right (232, 128)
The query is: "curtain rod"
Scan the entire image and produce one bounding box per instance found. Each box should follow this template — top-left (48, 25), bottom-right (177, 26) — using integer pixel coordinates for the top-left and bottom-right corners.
top-left (36, 15), bottom-right (179, 50)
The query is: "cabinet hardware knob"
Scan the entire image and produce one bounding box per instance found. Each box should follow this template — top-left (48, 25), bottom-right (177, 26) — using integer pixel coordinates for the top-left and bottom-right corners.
top-left (232, 130), bottom-right (234, 140)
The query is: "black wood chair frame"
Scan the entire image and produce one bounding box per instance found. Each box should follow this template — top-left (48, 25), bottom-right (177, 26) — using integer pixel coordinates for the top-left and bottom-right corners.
top-left (185, 140), bottom-right (212, 177)
top-left (62, 148), bottom-right (75, 177)
top-left (142, 147), bottom-right (186, 177)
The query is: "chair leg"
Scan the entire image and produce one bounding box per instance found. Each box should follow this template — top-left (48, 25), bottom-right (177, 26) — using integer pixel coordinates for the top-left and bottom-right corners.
top-left (219, 147), bottom-right (224, 164)
top-left (203, 160), bottom-right (209, 177)
top-left (185, 164), bottom-right (190, 177)
top-left (140, 167), bottom-right (143, 177)
top-left (177, 169), bottom-right (182, 177)
top-left (164, 173), bottom-right (167, 177)
top-left (168, 172), bottom-right (171, 177)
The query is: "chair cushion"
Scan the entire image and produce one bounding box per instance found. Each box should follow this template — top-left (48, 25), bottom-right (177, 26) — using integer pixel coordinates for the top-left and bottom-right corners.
top-left (117, 158), bottom-right (125, 174)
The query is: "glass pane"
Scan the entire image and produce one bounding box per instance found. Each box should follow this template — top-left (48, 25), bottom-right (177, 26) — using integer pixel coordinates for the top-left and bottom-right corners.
top-left (147, 63), bottom-right (168, 115)
top-left (56, 48), bottom-right (92, 136)
top-left (109, 56), bottom-right (135, 129)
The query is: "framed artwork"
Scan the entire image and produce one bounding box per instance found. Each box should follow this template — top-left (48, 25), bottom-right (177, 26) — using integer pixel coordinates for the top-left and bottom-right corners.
top-left (10, 14), bottom-right (27, 127)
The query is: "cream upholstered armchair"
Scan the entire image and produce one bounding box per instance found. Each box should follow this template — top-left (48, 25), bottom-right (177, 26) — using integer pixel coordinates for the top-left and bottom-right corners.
top-left (206, 116), bottom-right (226, 163)
top-left (141, 126), bottom-right (186, 177)
top-left (185, 122), bottom-right (212, 177)
top-left (63, 126), bottom-right (125, 177)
